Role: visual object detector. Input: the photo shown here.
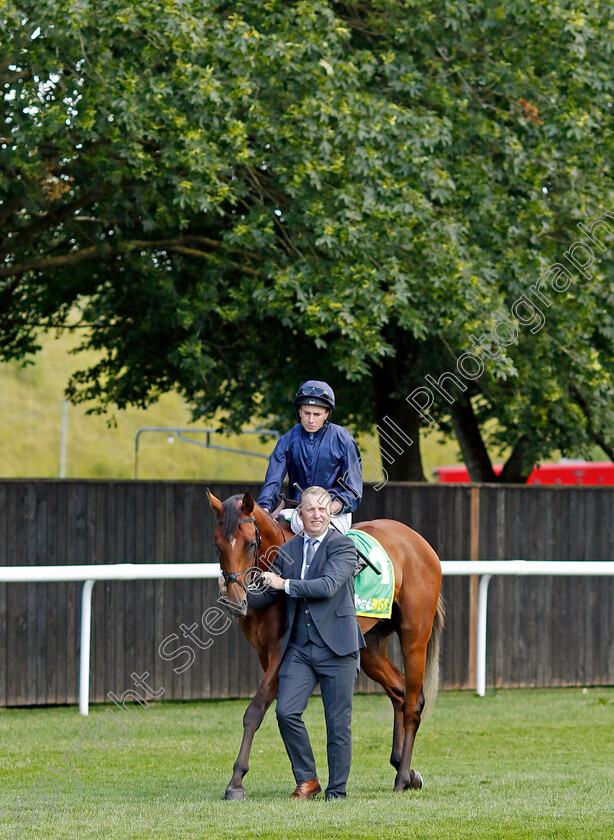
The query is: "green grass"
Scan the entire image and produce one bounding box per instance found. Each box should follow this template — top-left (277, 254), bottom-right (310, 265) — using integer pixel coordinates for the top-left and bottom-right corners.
top-left (1, 688), bottom-right (613, 839)
top-left (2, 328), bottom-right (277, 481)
top-left (1, 327), bottom-right (462, 480)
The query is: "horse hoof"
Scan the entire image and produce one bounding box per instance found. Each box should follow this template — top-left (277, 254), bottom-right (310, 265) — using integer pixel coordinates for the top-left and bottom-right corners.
top-left (393, 770), bottom-right (423, 792)
top-left (224, 787), bottom-right (246, 801)
top-left (410, 770), bottom-right (423, 789)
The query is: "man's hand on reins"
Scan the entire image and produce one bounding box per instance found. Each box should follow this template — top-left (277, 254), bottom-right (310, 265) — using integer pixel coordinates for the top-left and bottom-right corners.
top-left (260, 571), bottom-right (285, 590)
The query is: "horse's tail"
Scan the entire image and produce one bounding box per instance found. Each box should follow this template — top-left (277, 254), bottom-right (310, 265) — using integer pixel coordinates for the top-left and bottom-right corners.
top-left (422, 593), bottom-right (446, 720)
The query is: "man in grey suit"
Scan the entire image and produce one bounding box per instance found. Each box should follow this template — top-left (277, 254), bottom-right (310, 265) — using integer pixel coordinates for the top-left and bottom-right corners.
top-left (248, 485), bottom-right (365, 800)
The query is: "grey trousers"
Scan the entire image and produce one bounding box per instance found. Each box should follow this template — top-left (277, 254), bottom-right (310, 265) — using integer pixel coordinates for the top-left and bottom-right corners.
top-left (275, 641), bottom-right (359, 797)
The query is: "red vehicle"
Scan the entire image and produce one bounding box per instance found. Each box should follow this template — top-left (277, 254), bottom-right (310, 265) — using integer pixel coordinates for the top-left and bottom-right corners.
top-left (433, 460), bottom-right (614, 485)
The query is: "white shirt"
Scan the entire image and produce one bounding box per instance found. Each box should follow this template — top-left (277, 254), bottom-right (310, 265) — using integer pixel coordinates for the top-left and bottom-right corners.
top-left (283, 529), bottom-right (328, 593)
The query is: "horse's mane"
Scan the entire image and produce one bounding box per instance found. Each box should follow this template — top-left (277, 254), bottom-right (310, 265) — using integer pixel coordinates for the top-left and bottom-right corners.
top-left (221, 494), bottom-right (244, 542)
top-left (221, 493), bottom-right (287, 548)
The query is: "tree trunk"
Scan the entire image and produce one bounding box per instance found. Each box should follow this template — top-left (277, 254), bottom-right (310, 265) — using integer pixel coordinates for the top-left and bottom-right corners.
top-left (372, 356), bottom-right (426, 482)
top-left (451, 398), bottom-right (534, 483)
top-left (498, 435), bottom-right (534, 483)
top-left (570, 384), bottom-right (614, 462)
top-left (450, 397), bottom-right (497, 481)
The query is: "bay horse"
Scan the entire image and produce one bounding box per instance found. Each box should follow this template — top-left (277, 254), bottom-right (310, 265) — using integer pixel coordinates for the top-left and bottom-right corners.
top-left (207, 489), bottom-right (444, 799)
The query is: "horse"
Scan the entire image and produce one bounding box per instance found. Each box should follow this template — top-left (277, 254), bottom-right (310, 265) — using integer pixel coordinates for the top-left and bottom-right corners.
top-left (207, 489), bottom-right (444, 799)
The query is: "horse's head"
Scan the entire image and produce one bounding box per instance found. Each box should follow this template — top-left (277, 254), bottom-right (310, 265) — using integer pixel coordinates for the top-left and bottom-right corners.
top-left (208, 489), bottom-right (269, 618)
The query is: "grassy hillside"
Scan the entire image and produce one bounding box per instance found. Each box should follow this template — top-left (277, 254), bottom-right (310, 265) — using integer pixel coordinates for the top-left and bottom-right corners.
top-left (1, 328), bottom-right (461, 480)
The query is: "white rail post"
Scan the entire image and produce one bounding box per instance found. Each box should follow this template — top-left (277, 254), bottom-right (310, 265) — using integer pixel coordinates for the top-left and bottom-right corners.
top-left (476, 574), bottom-right (492, 697)
top-left (79, 580), bottom-right (96, 715)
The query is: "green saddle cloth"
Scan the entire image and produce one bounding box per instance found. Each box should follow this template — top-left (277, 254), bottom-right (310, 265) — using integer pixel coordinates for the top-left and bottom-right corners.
top-left (347, 529), bottom-right (395, 619)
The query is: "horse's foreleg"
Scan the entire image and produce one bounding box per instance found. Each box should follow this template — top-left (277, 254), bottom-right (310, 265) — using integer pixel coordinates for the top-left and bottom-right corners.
top-left (224, 670), bottom-right (279, 800)
top-left (393, 633), bottom-right (428, 792)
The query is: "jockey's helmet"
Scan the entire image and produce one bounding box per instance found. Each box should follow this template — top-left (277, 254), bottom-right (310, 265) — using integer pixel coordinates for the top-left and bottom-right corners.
top-left (294, 380), bottom-right (335, 418)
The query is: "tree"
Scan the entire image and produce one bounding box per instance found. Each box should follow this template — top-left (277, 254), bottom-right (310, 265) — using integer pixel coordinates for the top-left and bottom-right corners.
top-left (2, 0), bottom-right (614, 481)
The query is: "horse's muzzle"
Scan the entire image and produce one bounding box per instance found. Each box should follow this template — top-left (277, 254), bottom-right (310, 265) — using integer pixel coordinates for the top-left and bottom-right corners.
top-left (219, 594), bottom-right (248, 619)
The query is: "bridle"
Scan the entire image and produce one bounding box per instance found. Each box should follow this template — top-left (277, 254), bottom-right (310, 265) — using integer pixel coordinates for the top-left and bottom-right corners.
top-left (218, 510), bottom-right (290, 607)
top-left (219, 516), bottom-right (263, 597)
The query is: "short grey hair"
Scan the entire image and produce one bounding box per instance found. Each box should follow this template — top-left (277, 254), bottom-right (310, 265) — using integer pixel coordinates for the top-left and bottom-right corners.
top-left (300, 486), bottom-right (332, 507)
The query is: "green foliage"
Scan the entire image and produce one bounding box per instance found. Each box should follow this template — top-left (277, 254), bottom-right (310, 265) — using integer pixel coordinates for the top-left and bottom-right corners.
top-left (2, 1), bottom-right (614, 479)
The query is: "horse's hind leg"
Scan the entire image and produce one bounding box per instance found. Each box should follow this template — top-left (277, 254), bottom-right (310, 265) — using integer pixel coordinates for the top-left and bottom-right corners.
top-left (393, 628), bottom-right (429, 792)
top-left (225, 669), bottom-right (279, 800)
top-left (360, 631), bottom-right (406, 771)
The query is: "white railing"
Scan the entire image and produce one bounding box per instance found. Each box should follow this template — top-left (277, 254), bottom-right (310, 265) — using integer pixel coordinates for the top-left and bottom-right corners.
top-left (1, 560), bottom-right (613, 713)
top-left (0, 564), bottom-right (221, 715)
top-left (440, 560), bottom-right (614, 696)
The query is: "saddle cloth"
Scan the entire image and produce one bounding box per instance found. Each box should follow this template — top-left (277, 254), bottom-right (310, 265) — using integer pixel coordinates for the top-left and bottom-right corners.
top-left (347, 529), bottom-right (395, 619)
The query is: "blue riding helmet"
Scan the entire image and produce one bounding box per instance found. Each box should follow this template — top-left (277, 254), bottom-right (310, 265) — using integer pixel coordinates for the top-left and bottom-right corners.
top-left (294, 380), bottom-right (335, 418)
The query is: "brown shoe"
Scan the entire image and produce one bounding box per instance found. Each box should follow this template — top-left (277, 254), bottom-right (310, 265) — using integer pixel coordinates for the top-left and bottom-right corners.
top-left (290, 778), bottom-right (322, 799)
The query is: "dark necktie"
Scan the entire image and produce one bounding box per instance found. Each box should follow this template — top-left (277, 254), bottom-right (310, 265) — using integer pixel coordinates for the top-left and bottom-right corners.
top-left (304, 538), bottom-right (317, 578)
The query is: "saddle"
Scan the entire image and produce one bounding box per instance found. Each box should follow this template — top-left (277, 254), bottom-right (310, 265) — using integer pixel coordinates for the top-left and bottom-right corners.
top-left (271, 493), bottom-right (298, 516)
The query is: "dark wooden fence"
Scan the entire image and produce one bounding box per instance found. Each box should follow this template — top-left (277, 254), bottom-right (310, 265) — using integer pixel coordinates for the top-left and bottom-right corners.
top-left (0, 480), bottom-right (613, 707)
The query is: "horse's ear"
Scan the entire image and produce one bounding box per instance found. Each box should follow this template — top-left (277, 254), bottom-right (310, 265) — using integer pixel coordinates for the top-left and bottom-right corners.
top-left (242, 492), bottom-right (255, 515)
top-left (207, 488), bottom-right (223, 515)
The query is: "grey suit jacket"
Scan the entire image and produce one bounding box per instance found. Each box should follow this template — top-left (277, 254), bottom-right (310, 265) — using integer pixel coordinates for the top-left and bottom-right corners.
top-left (248, 528), bottom-right (366, 659)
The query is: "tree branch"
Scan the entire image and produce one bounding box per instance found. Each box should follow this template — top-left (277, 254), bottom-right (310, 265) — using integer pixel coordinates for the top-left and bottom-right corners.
top-left (0, 243), bottom-right (114, 278)
top-left (0, 237), bottom-right (261, 280)
top-left (0, 184), bottom-right (112, 257)
top-left (168, 245), bottom-right (260, 276)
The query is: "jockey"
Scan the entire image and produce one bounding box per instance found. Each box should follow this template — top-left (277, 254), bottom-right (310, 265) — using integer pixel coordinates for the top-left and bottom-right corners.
top-left (257, 380), bottom-right (363, 535)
